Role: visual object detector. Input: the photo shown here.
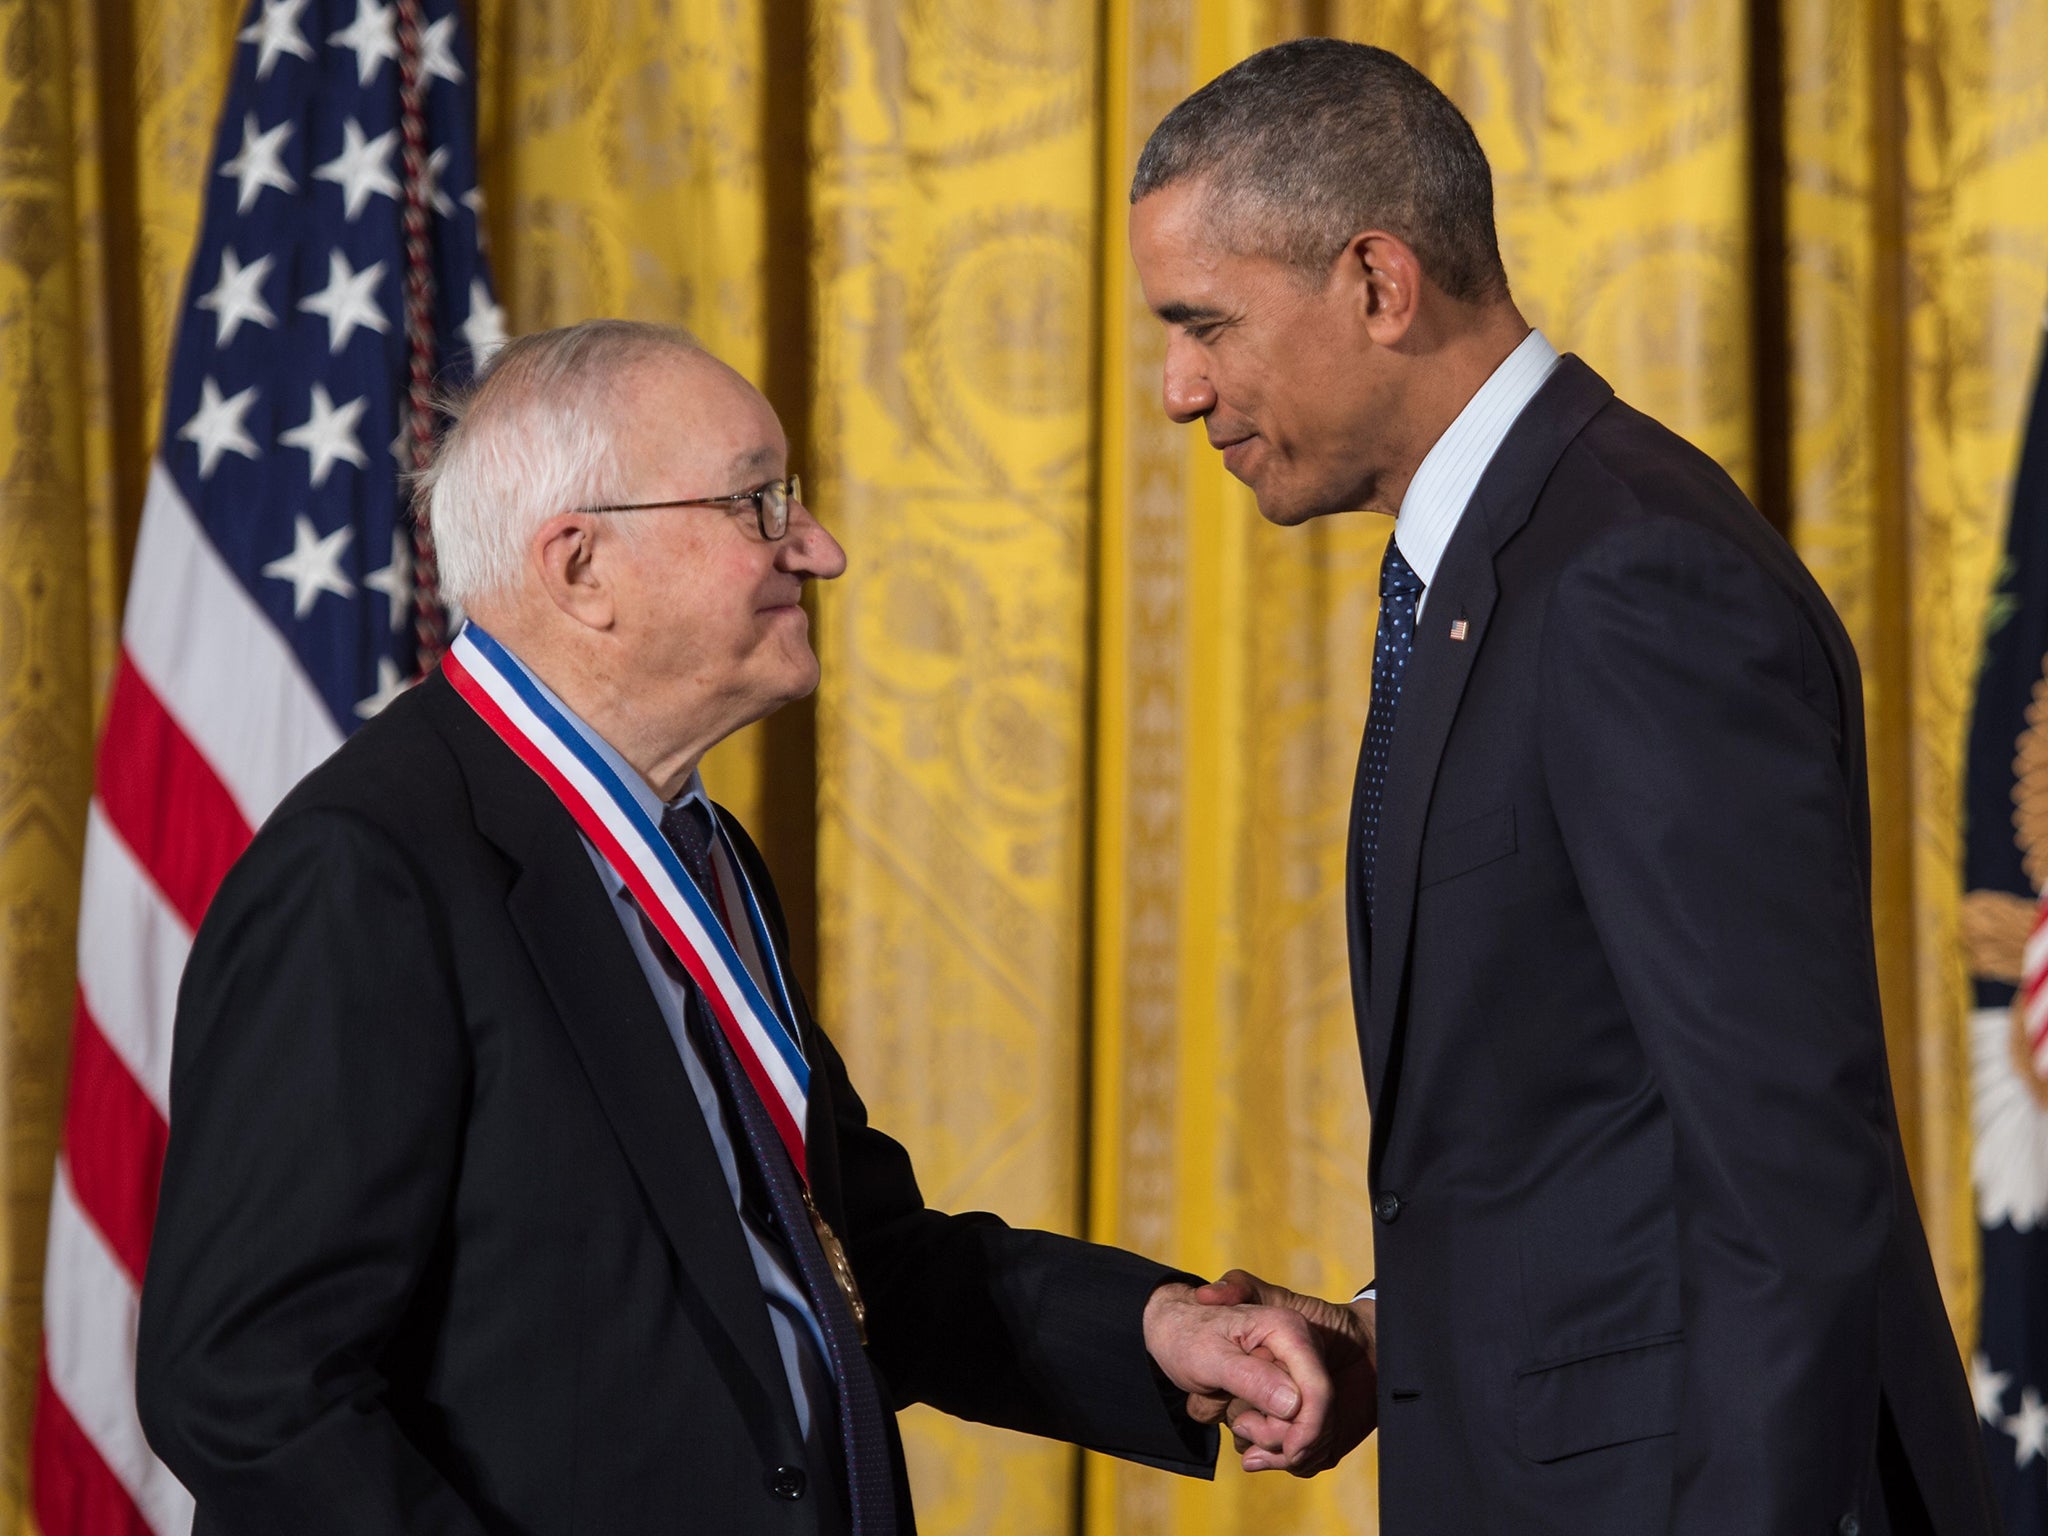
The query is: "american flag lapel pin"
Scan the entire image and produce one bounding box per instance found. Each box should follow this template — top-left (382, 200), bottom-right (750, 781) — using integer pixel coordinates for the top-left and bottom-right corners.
top-left (1449, 618), bottom-right (1470, 642)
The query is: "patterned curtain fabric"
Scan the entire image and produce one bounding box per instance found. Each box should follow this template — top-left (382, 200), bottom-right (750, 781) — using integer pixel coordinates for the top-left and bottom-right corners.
top-left (1, 2), bottom-right (2043, 1534)
top-left (1787, 0), bottom-right (2048, 1352)
top-left (0, 5), bottom-right (247, 1533)
top-left (809, 5), bottom-right (1100, 1528)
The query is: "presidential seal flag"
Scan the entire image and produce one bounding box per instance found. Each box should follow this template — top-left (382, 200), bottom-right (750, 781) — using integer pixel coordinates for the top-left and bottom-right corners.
top-left (28, 2), bottom-right (498, 1530)
top-left (1961, 299), bottom-right (2048, 1531)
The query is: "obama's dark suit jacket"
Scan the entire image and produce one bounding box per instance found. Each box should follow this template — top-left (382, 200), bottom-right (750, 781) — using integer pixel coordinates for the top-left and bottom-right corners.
top-left (1353, 355), bottom-right (1997, 1535)
top-left (137, 672), bottom-right (1213, 1535)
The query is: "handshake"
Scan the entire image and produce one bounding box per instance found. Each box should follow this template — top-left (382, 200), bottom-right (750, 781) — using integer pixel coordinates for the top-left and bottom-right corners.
top-left (1142, 1270), bottom-right (1380, 1476)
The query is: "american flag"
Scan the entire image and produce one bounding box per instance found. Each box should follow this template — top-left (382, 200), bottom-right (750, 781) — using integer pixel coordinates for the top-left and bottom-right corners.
top-left (28, 2), bottom-right (498, 1530)
top-left (1961, 299), bottom-right (2048, 1532)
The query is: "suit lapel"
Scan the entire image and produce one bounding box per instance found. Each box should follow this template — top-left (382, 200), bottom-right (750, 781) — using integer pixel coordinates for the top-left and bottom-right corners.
top-left (1358, 358), bottom-right (1616, 1161)
top-left (1364, 551), bottom-right (1499, 1101)
top-left (422, 678), bottom-right (800, 1433)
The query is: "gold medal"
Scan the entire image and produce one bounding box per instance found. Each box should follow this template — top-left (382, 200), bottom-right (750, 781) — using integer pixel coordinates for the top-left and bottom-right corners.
top-left (801, 1184), bottom-right (869, 1344)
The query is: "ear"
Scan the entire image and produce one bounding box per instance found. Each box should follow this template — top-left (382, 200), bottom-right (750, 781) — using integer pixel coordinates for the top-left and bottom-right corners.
top-left (1345, 230), bottom-right (1424, 346)
top-left (532, 512), bottom-right (617, 631)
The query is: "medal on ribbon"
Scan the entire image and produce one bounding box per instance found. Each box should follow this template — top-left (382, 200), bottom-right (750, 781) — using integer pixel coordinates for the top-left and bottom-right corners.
top-left (443, 624), bottom-right (867, 1333)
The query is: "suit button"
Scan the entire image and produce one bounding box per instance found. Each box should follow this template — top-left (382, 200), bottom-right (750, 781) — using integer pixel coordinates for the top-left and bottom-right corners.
top-left (1374, 1191), bottom-right (1403, 1223)
top-left (767, 1466), bottom-right (807, 1501)
top-left (1836, 1518), bottom-right (1859, 1536)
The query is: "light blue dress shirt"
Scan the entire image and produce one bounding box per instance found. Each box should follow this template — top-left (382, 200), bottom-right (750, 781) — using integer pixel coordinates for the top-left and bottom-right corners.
top-left (491, 643), bottom-right (831, 1442)
top-left (1397, 327), bottom-right (1562, 621)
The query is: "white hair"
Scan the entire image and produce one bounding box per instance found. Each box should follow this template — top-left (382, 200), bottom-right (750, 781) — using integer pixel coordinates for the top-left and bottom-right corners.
top-left (416, 319), bottom-right (704, 611)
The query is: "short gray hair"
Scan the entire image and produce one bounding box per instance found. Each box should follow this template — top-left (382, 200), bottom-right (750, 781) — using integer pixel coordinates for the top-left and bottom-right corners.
top-left (1130, 38), bottom-right (1508, 303)
top-left (417, 319), bottom-right (703, 609)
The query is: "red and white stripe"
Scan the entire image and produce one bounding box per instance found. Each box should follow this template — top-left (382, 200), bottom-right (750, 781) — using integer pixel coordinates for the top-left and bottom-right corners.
top-left (31, 464), bottom-right (341, 1536)
top-left (2021, 897), bottom-right (2048, 1084)
top-left (442, 628), bottom-right (814, 1172)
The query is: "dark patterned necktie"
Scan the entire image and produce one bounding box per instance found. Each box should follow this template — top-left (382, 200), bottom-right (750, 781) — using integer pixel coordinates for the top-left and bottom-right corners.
top-left (1360, 538), bottom-right (1425, 926)
top-left (659, 800), bottom-right (898, 1536)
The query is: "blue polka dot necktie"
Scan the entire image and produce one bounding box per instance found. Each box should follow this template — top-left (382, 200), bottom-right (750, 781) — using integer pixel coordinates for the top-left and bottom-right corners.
top-left (1361, 538), bottom-right (1424, 927)
top-left (660, 800), bottom-right (899, 1536)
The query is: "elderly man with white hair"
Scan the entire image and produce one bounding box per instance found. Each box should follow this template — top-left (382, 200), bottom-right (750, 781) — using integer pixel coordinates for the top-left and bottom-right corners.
top-left (136, 320), bottom-right (1329, 1536)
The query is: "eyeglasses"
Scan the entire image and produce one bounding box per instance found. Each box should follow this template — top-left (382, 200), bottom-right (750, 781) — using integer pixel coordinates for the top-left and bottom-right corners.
top-left (580, 474), bottom-right (801, 541)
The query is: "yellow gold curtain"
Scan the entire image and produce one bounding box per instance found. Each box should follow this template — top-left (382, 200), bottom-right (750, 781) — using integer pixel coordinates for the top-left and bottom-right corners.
top-left (0, 3), bottom-right (244, 1527)
top-left (1786, 0), bottom-right (2048, 1346)
top-left (3, 3), bottom-right (2046, 1535)
top-left (808, 2), bottom-right (1101, 1528)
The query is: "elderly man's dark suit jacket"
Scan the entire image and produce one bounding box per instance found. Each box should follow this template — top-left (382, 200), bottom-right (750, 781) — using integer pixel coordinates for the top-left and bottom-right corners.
top-left (137, 673), bottom-right (1213, 1535)
top-left (1353, 355), bottom-right (1997, 1536)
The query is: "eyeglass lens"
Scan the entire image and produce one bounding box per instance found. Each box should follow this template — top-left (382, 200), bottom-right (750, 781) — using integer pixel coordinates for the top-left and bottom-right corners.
top-left (761, 474), bottom-right (798, 540)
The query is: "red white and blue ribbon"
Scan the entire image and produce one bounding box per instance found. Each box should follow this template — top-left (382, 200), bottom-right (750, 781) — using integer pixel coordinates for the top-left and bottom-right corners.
top-left (442, 623), bottom-right (814, 1177)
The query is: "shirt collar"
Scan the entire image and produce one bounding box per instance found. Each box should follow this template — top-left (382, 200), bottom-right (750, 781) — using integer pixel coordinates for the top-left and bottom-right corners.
top-left (1393, 328), bottom-right (1561, 588)
top-left (489, 637), bottom-right (710, 891)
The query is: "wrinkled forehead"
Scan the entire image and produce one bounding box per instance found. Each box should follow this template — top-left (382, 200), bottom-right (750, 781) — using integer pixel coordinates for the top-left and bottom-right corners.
top-left (1131, 177), bottom-right (1224, 255)
top-left (1131, 180), bottom-right (1297, 315)
top-left (613, 350), bottom-right (788, 482)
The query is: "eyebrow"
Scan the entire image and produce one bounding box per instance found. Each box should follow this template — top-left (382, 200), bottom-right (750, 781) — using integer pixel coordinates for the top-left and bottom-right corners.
top-left (726, 445), bottom-right (780, 482)
top-left (1155, 302), bottom-right (1230, 326)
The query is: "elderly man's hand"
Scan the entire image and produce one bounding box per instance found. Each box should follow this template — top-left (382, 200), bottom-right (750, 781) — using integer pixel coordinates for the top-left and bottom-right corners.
top-left (1188, 1269), bottom-right (1378, 1475)
top-left (1141, 1282), bottom-right (1334, 1470)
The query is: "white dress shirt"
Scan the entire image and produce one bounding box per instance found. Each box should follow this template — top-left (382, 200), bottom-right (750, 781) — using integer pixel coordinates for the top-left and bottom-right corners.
top-left (493, 645), bottom-right (830, 1444)
top-left (1356, 328), bottom-right (1560, 1306)
top-left (1396, 328), bottom-right (1562, 620)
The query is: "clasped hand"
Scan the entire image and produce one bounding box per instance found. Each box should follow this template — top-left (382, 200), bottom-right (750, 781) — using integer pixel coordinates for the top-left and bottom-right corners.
top-left (1142, 1270), bottom-right (1378, 1476)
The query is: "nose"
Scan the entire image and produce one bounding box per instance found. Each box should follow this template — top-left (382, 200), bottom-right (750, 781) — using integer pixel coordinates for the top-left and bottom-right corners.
top-left (778, 496), bottom-right (847, 581)
top-left (1162, 336), bottom-right (1216, 425)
